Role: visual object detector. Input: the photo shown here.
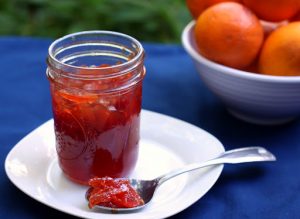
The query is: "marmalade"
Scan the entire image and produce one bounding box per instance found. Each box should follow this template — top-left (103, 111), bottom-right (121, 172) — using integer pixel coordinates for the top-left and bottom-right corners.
top-left (47, 31), bottom-right (145, 185)
top-left (87, 177), bottom-right (144, 209)
top-left (50, 68), bottom-right (142, 184)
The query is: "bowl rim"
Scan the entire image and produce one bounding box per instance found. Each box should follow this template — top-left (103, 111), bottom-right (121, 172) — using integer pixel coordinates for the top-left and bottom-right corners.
top-left (181, 20), bottom-right (300, 83)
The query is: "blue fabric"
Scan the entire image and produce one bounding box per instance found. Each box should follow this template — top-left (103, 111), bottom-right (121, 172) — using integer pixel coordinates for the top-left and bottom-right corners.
top-left (1, 37), bottom-right (300, 218)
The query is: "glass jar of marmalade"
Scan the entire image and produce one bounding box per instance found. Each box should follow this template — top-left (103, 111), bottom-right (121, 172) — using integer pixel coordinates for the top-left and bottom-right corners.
top-left (47, 31), bottom-right (145, 185)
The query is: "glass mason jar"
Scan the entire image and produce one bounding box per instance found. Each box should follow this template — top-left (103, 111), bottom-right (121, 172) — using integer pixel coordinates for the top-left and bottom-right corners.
top-left (46, 31), bottom-right (145, 185)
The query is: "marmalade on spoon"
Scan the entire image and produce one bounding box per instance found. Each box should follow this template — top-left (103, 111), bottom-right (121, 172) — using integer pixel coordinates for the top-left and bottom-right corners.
top-left (87, 177), bottom-right (144, 209)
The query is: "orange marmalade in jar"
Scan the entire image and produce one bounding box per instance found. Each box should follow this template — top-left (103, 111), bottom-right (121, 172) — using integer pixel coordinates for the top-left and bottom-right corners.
top-left (46, 31), bottom-right (145, 185)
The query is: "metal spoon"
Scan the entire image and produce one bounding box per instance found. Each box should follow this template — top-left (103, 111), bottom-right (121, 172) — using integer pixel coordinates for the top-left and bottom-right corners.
top-left (87, 146), bottom-right (276, 212)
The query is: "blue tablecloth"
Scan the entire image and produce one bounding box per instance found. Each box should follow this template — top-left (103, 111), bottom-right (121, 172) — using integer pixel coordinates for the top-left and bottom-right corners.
top-left (1, 37), bottom-right (300, 219)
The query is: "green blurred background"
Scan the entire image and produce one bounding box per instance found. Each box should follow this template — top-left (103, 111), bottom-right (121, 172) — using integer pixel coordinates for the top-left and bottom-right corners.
top-left (0, 0), bottom-right (191, 43)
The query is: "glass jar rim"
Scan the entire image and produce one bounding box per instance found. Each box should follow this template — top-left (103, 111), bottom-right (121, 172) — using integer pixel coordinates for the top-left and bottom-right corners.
top-left (47, 30), bottom-right (144, 79)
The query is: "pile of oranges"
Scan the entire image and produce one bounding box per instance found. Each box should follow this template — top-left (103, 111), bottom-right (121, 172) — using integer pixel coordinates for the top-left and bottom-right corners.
top-left (186, 0), bottom-right (300, 76)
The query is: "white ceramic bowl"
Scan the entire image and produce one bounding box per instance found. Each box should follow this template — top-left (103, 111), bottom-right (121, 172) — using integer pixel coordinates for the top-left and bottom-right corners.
top-left (182, 21), bottom-right (300, 125)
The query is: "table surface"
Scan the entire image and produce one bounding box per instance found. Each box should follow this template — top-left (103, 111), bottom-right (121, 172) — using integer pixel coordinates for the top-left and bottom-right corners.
top-left (1, 37), bottom-right (300, 219)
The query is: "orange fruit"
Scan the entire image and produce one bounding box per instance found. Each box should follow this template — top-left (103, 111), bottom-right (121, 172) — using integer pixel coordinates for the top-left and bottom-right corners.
top-left (194, 2), bottom-right (264, 69)
top-left (259, 22), bottom-right (300, 76)
top-left (243, 0), bottom-right (300, 22)
top-left (186, 0), bottom-right (241, 19)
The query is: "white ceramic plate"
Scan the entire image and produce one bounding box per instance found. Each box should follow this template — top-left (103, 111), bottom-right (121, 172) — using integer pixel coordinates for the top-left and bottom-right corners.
top-left (5, 110), bottom-right (224, 219)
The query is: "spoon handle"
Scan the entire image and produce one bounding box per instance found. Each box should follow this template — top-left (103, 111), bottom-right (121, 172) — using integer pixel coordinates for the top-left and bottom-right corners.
top-left (158, 146), bottom-right (276, 185)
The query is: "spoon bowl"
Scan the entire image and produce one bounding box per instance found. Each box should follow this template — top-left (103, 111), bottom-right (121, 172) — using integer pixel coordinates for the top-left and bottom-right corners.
top-left (87, 146), bottom-right (276, 212)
